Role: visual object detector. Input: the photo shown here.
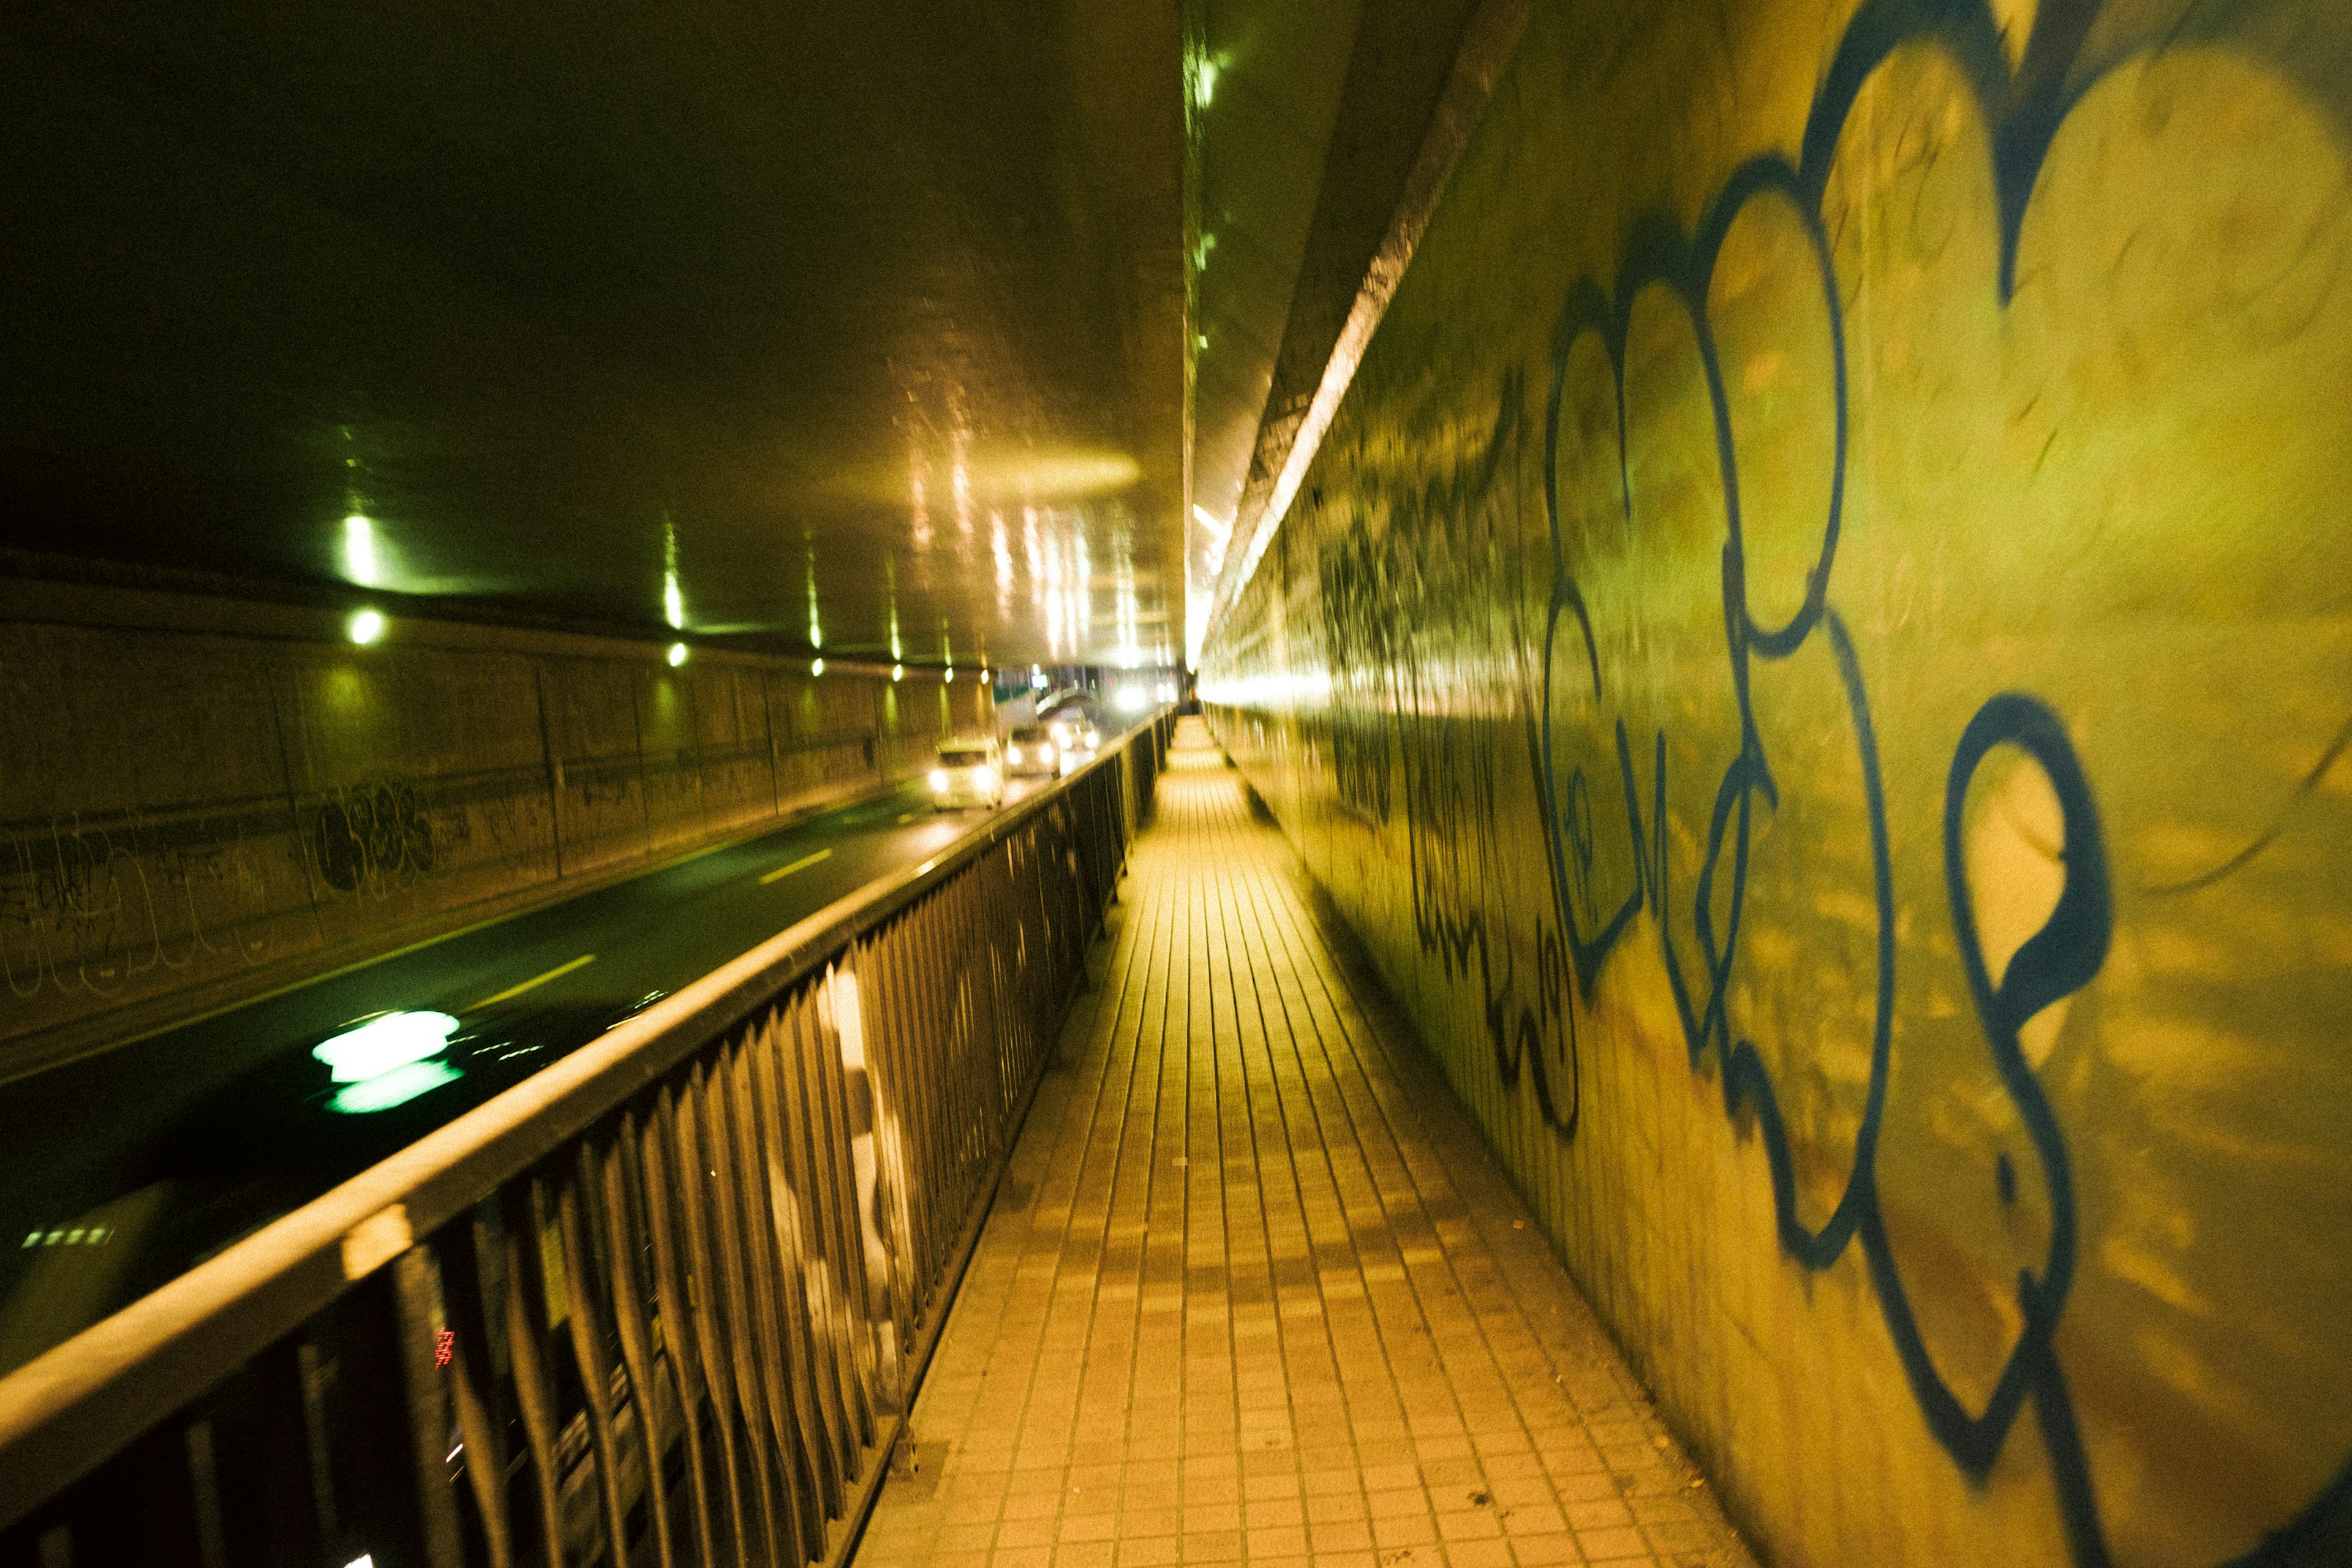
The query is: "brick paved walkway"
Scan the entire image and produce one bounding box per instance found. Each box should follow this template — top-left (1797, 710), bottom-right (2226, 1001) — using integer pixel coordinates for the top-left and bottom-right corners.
top-left (851, 720), bottom-right (1755, 1568)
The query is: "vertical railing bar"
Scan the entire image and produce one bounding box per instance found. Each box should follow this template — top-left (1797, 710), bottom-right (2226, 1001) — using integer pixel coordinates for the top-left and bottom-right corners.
top-left (844, 948), bottom-right (921, 1413)
top-left (554, 1152), bottom-right (633, 1568)
top-left (672, 1067), bottom-right (780, 1568)
top-left (639, 1084), bottom-right (727, 1568)
top-left (182, 1418), bottom-right (228, 1568)
top-left (924, 888), bottom-right (967, 1278)
top-left (873, 918), bottom-right (944, 1295)
top-left (296, 1340), bottom-right (341, 1551)
top-left (784, 990), bottom-right (870, 1461)
top-left (391, 1246), bottom-right (467, 1568)
top-left (694, 1050), bottom-right (816, 1565)
top-left (498, 1183), bottom-right (570, 1568)
top-left (965, 863), bottom-right (1012, 1131)
top-left (437, 1218), bottom-right (517, 1568)
top-left (598, 1115), bottom-right (679, 1568)
top-left (744, 1009), bottom-right (854, 1512)
top-left (713, 1039), bottom-right (829, 1558)
top-left (790, 996), bottom-right (878, 1450)
top-left (805, 987), bottom-right (881, 1445)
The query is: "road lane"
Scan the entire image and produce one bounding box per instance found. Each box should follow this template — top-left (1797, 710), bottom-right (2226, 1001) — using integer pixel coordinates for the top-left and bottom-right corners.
top-left (0, 770), bottom-right (1057, 1375)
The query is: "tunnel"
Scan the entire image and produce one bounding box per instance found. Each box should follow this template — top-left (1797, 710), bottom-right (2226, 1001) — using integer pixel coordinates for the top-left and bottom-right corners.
top-left (2, 2), bottom-right (2349, 1566)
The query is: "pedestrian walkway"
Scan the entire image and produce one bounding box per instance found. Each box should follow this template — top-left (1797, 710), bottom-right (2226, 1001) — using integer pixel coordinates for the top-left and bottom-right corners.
top-left (851, 719), bottom-right (1755, 1568)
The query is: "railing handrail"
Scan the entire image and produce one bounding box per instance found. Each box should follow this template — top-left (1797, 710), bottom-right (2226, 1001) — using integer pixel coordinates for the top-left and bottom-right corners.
top-left (0, 710), bottom-right (1171, 1532)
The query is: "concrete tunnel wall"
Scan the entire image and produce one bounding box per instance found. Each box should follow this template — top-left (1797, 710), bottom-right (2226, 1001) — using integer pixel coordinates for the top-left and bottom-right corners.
top-left (1199, 2), bottom-right (2352, 1565)
top-left (0, 577), bottom-right (992, 1074)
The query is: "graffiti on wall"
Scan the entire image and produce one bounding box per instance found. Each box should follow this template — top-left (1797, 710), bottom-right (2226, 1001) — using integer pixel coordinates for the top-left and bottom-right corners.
top-left (1214, 0), bottom-right (2352, 1563)
top-left (1312, 380), bottom-right (1591, 1142)
top-left (1, 811), bottom-right (275, 1005)
top-left (310, 779), bottom-right (440, 897)
top-left (1529, 2), bottom-right (2352, 1562)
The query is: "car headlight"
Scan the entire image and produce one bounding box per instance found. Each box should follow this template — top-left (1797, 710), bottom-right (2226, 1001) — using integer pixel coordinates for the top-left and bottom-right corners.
top-left (1007, 745), bottom-right (1023, 763)
top-left (929, 769), bottom-right (949, 790)
top-left (982, 767), bottom-right (1000, 786)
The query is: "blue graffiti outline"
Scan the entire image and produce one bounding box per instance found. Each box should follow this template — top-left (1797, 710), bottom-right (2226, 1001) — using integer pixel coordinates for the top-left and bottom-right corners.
top-left (1529, 1), bottom-right (2352, 1563)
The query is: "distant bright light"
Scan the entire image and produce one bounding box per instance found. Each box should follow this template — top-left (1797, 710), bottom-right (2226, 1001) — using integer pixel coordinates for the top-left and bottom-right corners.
top-left (811, 657), bottom-right (826, 677)
top-left (1031, 670), bottom-right (1049, 690)
top-left (348, 609), bottom-right (385, 645)
top-left (929, 769), bottom-right (949, 791)
top-left (314, 1011), bottom-right (461, 1082)
top-left (944, 667), bottom-right (955, 685)
top-left (892, 664), bottom-right (904, 682)
top-left (345, 1557), bottom-right (377, 1568)
top-left (343, 514), bottom-right (377, 585)
top-left (663, 572), bottom-right (685, 630)
top-left (667, 642), bottom-right (688, 668)
top-left (1116, 687), bottom-right (1148, 714)
top-left (979, 668), bottom-right (990, 683)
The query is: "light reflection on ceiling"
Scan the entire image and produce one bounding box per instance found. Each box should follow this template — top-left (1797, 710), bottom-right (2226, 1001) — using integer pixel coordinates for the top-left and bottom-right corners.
top-left (0, 0), bottom-right (1185, 669)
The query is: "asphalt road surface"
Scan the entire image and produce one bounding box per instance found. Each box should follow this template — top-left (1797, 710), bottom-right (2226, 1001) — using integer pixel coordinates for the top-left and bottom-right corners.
top-left (0, 769), bottom-right (1060, 1376)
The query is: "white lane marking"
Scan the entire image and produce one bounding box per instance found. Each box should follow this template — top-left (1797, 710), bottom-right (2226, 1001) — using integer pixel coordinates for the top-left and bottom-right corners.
top-left (759, 847), bottom-right (835, 884)
top-left (469, 952), bottom-right (597, 1011)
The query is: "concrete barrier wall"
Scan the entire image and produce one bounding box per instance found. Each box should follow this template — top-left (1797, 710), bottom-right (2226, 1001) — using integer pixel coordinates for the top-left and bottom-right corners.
top-left (1199, 2), bottom-right (2352, 1564)
top-left (0, 580), bottom-right (989, 1071)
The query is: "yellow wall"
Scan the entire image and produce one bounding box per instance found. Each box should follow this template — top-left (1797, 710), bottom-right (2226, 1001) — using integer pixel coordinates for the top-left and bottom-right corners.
top-left (1200, 2), bottom-right (2352, 1564)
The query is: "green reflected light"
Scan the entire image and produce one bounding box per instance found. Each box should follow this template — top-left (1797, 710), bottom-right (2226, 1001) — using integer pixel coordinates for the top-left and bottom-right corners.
top-left (333, 1060), bottom-right (462, 1114)
top-left (343, 514), bottom-right (377, 585)
top-left (663, 514), bottom-right (685, 628)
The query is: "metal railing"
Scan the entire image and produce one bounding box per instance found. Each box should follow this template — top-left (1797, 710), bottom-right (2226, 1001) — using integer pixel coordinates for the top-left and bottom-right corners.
top-left (0, 714), bottom-right (1175, 1568)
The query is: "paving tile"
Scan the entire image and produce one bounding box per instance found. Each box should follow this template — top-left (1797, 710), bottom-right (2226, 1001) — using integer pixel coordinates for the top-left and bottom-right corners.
top-left (850, 723), bottom-right (1753, 1568)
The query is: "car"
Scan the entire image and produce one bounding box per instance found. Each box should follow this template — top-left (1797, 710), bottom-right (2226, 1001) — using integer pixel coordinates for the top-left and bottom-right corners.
top-left (929, 736), bottom-right (1005, 810)
top-left (1004, 723), bottom-right (1061, 778)
top-left (1044, 714), bottom-right (1099, 771)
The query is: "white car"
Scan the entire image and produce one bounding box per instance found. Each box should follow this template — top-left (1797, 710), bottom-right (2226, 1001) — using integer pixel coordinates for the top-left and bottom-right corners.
top-left (1046, 715), bottom-right (1101, 771)
top-left (929, 737), bottom-right (1005, 810)
top-left (1004, 723), bottom-right (1061, 778)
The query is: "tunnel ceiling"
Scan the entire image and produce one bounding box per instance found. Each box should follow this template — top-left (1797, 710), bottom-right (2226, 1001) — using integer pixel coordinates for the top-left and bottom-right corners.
top-left (0, 1), bottom-right (1184, 670)
top-left (1183, 0), bottom-right (1495, 661)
